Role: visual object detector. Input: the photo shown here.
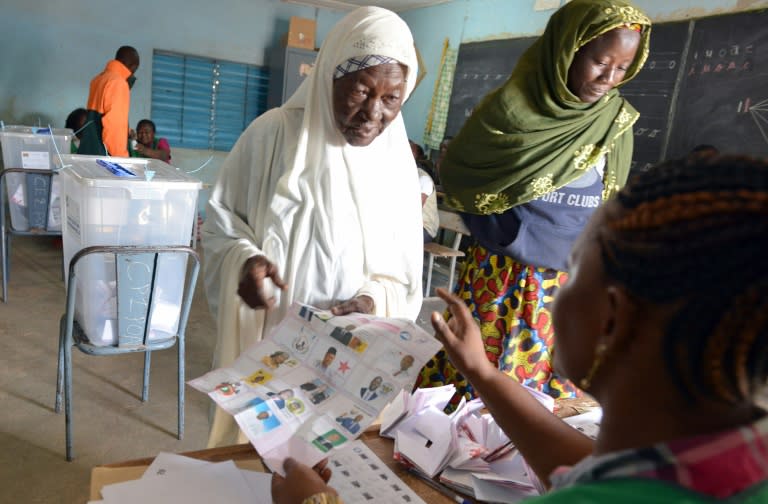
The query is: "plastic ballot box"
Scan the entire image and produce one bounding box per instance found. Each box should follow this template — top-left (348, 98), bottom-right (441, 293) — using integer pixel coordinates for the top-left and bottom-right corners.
top-left (57, 155), bottom-right (201, 346)
top-left (0, 125), bottom-right (73, 231)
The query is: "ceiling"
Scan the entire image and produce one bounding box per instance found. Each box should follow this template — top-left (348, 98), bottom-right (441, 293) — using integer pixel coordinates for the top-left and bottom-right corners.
top-left (281, 0), bottom-right (452, 12)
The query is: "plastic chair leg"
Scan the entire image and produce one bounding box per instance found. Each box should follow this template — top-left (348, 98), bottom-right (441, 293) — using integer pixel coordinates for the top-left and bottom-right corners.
top-left (178, 338), bottom-right (185, 440)
top-left (141, 351), bottom-right (151, 402)
top-left (425, 253), bottom-right (435, 297)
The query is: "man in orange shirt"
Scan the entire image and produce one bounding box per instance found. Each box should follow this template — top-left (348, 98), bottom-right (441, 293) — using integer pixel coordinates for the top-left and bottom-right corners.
top-left (83, 46), bottom-right (139, 157)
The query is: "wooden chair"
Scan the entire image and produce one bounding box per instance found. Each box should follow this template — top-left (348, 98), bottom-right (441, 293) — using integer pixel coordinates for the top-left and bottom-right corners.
top-left (54, 245), bottom-right (200, 460)
top-left (423, 209), bottom-right (470, 297)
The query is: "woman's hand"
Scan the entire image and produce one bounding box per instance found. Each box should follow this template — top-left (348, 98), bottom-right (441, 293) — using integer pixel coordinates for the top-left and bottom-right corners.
top-left (237, 255), bottom-right (287, 309)
top-left (271, 458), bottom-right (335, 504)
top-left (431, 287), bottom-right (495, 380)
top-left (331, 295), bottom-right (374, 316)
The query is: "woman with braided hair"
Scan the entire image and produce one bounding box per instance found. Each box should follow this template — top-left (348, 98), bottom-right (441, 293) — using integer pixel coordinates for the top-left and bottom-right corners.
top-left (271, 155), bottom-right (768, 503)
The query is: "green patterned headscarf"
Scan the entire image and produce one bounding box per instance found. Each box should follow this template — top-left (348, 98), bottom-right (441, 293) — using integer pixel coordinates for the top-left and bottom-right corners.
top-left (441, 0), bottom-right (651, 215)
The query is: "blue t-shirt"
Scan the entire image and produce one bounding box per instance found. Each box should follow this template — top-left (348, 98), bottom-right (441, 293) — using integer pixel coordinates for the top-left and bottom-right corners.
top-left (461, 161), bottom-right (604, 271)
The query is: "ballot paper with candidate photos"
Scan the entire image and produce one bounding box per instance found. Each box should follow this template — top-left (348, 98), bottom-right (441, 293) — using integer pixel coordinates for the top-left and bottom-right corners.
top-left (189, 302), bottom-right (441, 474)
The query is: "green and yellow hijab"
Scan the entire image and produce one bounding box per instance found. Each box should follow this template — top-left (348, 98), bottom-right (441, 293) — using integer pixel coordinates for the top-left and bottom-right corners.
top-left (441, 0), bottom-right (651, 215)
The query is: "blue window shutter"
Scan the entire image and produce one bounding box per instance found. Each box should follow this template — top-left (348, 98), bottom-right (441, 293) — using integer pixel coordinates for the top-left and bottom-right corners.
top-left (151, 50), bottom-right (270, 151)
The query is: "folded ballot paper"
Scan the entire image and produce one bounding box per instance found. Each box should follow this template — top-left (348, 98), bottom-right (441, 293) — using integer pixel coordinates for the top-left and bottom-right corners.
top-left (380, 384), bottom-right (574, 502)
top-left (188, 302), bottom-right (441, 474)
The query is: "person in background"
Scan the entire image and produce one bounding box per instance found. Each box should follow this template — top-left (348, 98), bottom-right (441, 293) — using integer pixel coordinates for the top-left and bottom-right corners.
top-left (129, 119), bottom-right (172, 163)
top-left (202, 6), bottom-right (423, 447)
top-left (409, 139), bottom-right (436, 179)
top-left (411, 140), bottom-right (439, 243)
top-left (432, 135), bottom-right (452, 186)
top-left (81, 46), bottom-right (139, 156)
top-left (417, 0), bottom-right (651, 406)
top-left (419, 167), bottom-right (439, 243)
top-left (65, 108), bottom-right (88, 153)
top-left (272, 154), bottom-right (768, 504)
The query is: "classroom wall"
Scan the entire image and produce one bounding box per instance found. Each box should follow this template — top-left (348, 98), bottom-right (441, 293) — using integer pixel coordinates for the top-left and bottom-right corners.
top-left (0, 0), bottom-right (344, 203)
top-left (399, 0), bottom-right (768, 146)
top-left (3, 0), bottom-right (767, 196)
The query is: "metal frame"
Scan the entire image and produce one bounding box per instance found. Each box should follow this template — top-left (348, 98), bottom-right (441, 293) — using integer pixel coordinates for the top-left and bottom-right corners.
top-left (54, 245), bottom-right (200, 461)
top-left (0, 167), bottom-right (63, 302)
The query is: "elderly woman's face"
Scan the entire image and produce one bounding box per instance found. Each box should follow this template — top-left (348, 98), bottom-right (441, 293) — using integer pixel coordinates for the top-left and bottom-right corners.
top-left (567, 27), bottom-right (642, 104)
top-left (332, 63), bottom-right (407, 146)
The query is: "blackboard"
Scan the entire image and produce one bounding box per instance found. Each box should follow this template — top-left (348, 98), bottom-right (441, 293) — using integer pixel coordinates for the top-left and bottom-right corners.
top-left (445, 37), bottom-right (536, 138)
top-left (619, 21), bottom-right (691, 171)
top-left (444, 9), bottom-right (768, 171)
top-left (668, 9), bottom-right (768, 159)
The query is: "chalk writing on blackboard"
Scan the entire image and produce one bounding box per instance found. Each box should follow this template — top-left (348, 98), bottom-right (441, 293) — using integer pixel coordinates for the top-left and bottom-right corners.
top-left (667, 9), bottom-right (768, 159)
top-left (687, 43), bottom-right (753, 76)
top-left (741, 97), bottom-right (768, 145)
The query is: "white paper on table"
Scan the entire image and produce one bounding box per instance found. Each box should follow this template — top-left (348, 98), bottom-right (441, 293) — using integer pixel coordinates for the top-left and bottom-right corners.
top-left (410, 383), bottom-right (456, 412)
top-left (261, 433), bottom-right (327, 475)
top-left (100, 459), bottom-right (253, 504)
top-left (395, 406), bottom-right (455, 477)
top-left (378, 389), bottom-right (409, 437)
top-left (328, 440), bottom-right (426, 504)
top-left (440, 467), bottom-right (476, 496)
top-left (472, 473), bottom-right (539, 503)
top-left (239, 470), bottom-right (273, 504)
top-left (142, 453), bottom-right (272, 504)
top-left (485, 452), bottom-right (534, 487)
top-left (380, 384), bottom-right (457, 438)
top-left (562, 408), bottom-right (602, 440)
top-left (143, 452), bottom-right (210, 478)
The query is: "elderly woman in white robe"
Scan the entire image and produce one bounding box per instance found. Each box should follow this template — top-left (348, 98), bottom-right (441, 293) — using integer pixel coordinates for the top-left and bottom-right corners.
top-left (201, 6), bottom-right (424, 447)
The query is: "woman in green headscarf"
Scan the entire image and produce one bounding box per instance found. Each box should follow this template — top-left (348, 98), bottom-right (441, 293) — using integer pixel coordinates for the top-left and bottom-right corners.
top-left (417, 0), bottom-right (651, 404)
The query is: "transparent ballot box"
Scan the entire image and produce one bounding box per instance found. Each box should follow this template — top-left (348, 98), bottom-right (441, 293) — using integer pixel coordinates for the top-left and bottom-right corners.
top-left (57, 155), bottom-right (201, 346)
top-left (0, 125), bottom-right (73, 231)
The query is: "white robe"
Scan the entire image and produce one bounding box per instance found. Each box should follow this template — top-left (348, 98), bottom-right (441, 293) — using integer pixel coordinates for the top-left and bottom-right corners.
top-left (201, 6), bottom-right (424, 447)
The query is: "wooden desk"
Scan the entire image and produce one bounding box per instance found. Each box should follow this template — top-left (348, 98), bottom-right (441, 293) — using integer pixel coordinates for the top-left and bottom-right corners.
top-left (91, 398), bottom-right (598, 501)
top-left (90, 431), bottom-right (456, 503)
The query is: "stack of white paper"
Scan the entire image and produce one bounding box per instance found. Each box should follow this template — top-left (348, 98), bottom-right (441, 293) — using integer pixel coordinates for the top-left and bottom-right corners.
top-left (89, 452), bottom-right (272, 504)
top-left (92, 441), bottom-right (426, 504)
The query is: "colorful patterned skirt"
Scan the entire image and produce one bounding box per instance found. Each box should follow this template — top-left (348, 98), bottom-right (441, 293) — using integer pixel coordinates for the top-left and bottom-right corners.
top-left (415, 243), bottom-right (582, 407)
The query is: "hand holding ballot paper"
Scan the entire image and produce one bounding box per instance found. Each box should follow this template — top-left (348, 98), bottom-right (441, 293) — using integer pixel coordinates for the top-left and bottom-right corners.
top-left (189, 303), bottom-right (441, 474)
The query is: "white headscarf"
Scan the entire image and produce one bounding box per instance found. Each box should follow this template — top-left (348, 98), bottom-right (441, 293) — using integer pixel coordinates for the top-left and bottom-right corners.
top-left (261, 6), bottom-right (423, 320)
top-left (202, 7), bottom-right (422, 445)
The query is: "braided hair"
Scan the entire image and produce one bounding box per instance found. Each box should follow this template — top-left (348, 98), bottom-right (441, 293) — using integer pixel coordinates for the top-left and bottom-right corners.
top-left (598, 155), bottom-right (768, 404)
